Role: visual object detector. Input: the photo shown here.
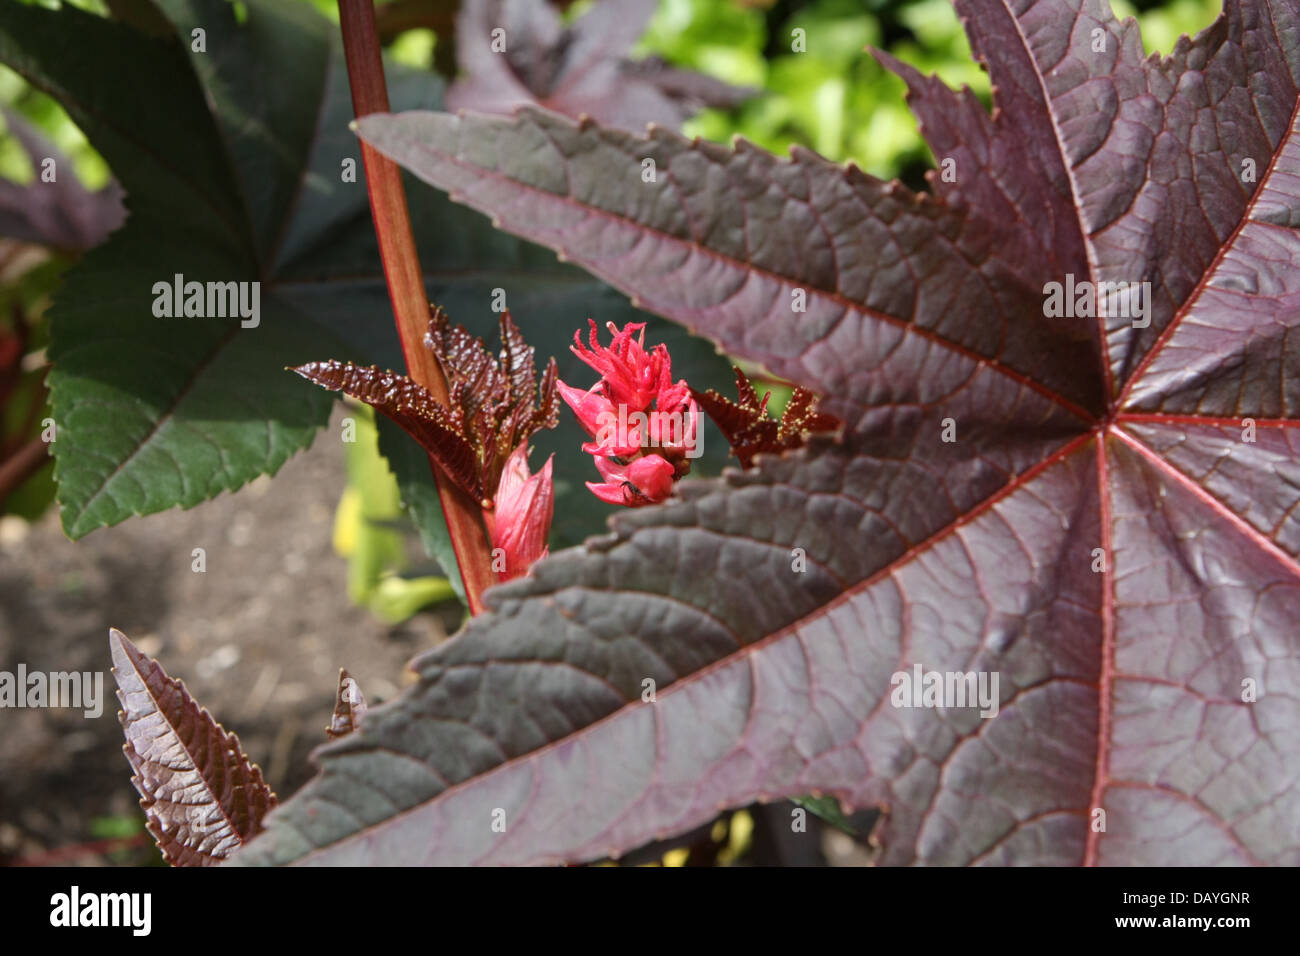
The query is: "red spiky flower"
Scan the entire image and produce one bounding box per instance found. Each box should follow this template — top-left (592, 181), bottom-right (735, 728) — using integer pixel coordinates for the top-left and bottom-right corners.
top-left (559, 320), bottom-right (698, 507)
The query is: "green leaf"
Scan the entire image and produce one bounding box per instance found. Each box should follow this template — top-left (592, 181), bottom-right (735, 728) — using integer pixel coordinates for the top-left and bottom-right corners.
top-left (0, 0), bottom-right (343, 537)
top-left (789, 795), bottom-right (866, 838)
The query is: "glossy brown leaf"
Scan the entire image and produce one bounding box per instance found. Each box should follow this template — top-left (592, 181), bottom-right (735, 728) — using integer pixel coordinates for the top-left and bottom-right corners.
top-left (291, 358), bottom-right (484, 500)
top-left (295, 307), bottom-right (558, 505)
top-left (427, 308), bottom-right (560, 499)
top-left (110, 628), bottom-right (276, 867)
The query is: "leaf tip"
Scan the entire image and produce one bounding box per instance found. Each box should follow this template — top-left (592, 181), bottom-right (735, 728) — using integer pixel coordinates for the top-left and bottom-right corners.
top-left (327, 668), bottom-right (368, 739)
top-left (108, 627), bottom-right (135, 671)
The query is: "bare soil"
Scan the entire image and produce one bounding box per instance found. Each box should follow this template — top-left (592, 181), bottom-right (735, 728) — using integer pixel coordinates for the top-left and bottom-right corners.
top-left (0, 407), bottom-right (458, 865)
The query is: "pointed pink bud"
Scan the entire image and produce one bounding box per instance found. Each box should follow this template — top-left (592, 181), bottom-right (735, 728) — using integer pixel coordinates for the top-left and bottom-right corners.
top-left (626, 455), bottom-right (675, 502)
top-left (490, 445), bottom-right (554, 582)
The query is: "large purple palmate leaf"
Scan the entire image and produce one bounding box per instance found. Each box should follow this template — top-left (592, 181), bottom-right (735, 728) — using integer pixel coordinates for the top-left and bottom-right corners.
top-left (234, 0), bottom-right (1300, 866)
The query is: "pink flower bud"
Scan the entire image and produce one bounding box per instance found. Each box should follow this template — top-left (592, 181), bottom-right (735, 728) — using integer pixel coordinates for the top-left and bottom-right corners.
top-left (586, 454), bottom-right (676, 507)
top-left (489, 444), bottom-right (554, 582)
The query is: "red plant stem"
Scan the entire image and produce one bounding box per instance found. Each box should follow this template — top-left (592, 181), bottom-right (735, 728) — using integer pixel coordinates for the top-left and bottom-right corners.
top-left (336, 0), bottom-right (494, 615)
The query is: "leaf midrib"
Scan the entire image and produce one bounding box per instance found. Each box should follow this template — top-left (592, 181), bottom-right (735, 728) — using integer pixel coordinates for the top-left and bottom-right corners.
top-left (993, 0), bottom-right (1108, 398)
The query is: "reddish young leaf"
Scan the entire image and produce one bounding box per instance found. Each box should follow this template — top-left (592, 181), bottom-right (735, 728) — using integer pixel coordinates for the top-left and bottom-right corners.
top-left (693, 367), bottom-right (839, 468)
top-left (238, 0), bottom-right (1300, 867)
top-left (110, 629), bottom-right (275, 867)
top-left (293, 308), bottom-right (559, 505)
top-left (425, 307), bottom-right (560, 499)
top-left (292, 358), bottom-right (483, 500)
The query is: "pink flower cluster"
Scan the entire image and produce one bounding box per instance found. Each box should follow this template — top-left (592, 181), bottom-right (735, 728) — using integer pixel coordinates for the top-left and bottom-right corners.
top-left (558, 320), bottom-right (699, 507)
